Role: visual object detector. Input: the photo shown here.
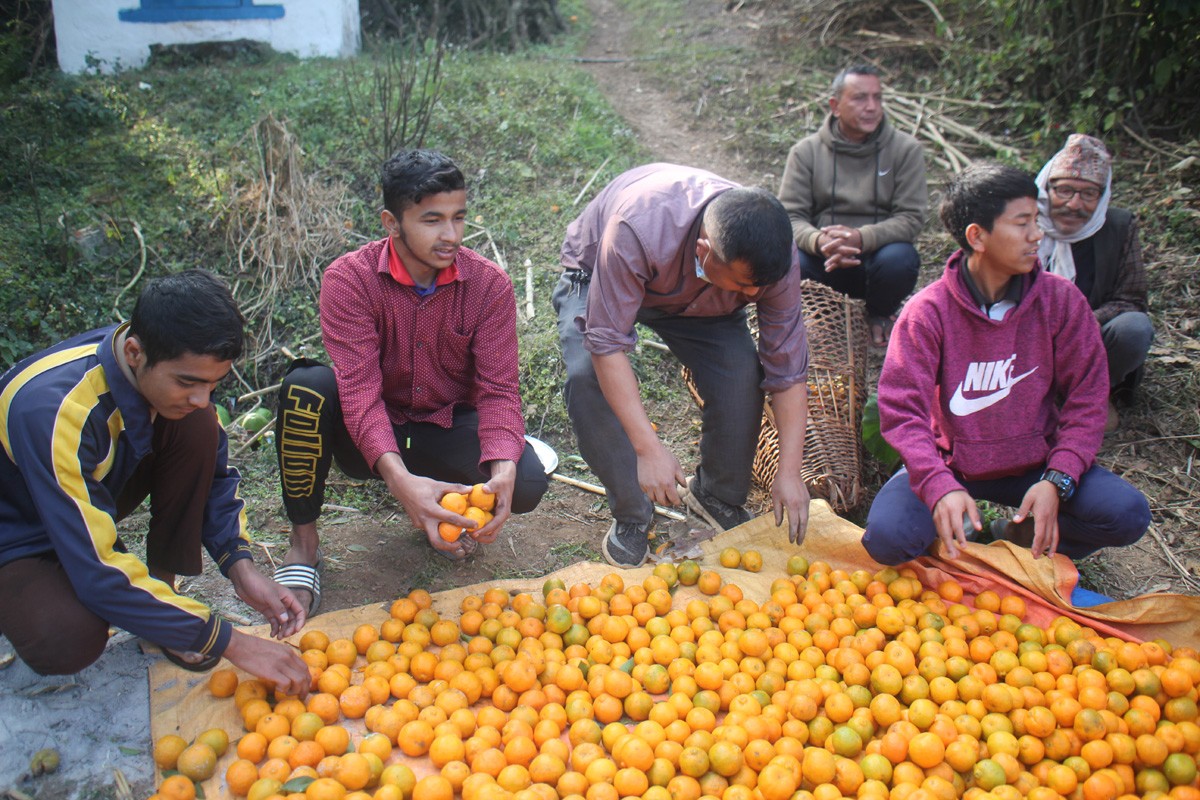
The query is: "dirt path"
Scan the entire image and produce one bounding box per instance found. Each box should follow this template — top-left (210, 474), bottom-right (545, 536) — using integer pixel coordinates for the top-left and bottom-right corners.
top-left (578, 0), bottom-right (759, 186)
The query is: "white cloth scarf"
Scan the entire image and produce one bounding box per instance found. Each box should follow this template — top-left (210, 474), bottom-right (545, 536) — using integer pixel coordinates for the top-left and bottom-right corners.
top-left (1035, 160), bottom-right (1111, 283)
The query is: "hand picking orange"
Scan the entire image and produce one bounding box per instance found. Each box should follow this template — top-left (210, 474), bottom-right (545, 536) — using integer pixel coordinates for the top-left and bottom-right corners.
top-left (468, 483), bottom-right (496, 512)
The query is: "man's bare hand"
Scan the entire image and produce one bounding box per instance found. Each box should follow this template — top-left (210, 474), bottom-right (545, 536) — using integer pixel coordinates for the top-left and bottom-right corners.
top-left (931, 490), bottom-right (977, 560)
top-left (228, 560), bottom-right (306, 639)
top-left (1016, 480), bottom-right (1061, 559)
top-left (223, 631), bottom-right (311, 698)
top-left (636, 442), bottom-right (686, 507)
top-left (771, 472), bottom-right (811, 544)
top-left (468, 461), bottom-right (516, 544)
top-left (377, 454), bottom-right (474, 556)
top-left (819, 225), bottom-right (864, 271)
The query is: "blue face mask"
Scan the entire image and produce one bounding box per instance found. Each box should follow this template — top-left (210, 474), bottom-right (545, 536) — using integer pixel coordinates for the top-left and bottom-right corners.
top-left (694, 253), bottom-right (712, 284)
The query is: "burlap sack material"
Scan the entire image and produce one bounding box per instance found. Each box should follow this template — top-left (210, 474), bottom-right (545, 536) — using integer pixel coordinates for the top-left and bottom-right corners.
top-left (148, 501), bottom-right (1200, 799)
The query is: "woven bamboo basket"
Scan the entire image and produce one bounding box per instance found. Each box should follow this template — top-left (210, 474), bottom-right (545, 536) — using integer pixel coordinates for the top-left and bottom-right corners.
top-left (683, 279), bottom-right (869, 512)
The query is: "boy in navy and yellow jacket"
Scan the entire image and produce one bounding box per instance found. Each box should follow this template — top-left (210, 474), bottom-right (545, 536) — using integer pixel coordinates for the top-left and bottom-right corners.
top-left (0, 270), bottom-right (308, 693)
top-left (863, 163), bottom-right (1150, 565)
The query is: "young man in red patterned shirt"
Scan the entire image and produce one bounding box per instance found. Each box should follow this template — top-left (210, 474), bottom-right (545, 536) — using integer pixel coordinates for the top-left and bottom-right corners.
top-left (273, 151), bottom-right (548, 612)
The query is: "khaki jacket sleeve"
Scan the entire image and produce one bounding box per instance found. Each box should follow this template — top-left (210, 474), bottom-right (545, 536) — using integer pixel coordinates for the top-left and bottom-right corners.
top-left (778, 140), bottom-right (824, 255)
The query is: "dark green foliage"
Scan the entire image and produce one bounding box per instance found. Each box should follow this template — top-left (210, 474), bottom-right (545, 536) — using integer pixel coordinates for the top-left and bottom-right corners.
top-left (753, 0), bottom-right (1199, 143)
top-left (145, 39), bottom-right (281, 69)
top-left (0, 0), bottom-right (53, 84)
top-left (941, 0), bottom-right (1200, 136)
top-left (360, 0), bottom-right (566, 50)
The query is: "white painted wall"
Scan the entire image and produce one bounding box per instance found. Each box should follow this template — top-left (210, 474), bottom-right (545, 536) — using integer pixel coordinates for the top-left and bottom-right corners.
top-left (54, 0), bottom-right (360, 74)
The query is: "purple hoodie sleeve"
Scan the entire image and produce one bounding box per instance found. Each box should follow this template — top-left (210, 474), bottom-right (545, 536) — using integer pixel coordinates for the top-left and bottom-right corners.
top-left (1045, 284), bottom-right (1108, 481)
top-left (878, 308), bottom-right (966, 509)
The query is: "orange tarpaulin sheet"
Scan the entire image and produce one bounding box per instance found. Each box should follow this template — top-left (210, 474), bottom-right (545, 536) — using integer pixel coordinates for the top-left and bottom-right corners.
top-left (148, 500), bottom-right (1200, 798)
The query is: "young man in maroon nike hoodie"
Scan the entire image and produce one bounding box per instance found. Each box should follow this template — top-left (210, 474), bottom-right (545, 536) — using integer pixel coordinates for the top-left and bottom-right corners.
top-left (862, 163), bottom-right (1149, 566)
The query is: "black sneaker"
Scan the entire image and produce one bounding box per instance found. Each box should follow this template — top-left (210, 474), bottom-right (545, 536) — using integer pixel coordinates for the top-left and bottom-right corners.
top-left (602, 520), bottom-right (651, 568)
top-left (684, 475), bottom-right (752, 531)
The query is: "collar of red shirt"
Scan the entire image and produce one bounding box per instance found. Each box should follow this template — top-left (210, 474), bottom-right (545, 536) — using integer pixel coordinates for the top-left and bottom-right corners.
top-left (386, 237), bottom-right (460, 295)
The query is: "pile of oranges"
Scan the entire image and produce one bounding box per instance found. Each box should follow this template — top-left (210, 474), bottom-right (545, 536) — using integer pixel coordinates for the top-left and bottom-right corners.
top-left (148, 553), bottom-right (1200, 800)
top-left (438, 485), bottom-right (497, 542)
top-left (152, 726), bottom-right (230, 798)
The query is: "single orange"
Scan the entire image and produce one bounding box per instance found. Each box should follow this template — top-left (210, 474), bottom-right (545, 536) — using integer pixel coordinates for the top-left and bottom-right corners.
top-left (314, 724), bottom-right (350, 756)
top-left (176, 742), bottom-right (218, 782)
top-left (440, 492), bottom-right (469, 515)
top-left (208, 667), bottom-right (239, 698)
top-left (224, 758), bottom-right (259, 797)
top-left (465, 506), bottom-right (491, 530)
top-left (233, 679), bottom-right (269, 709)
top-left (153, 734), bottom-right (189, 770)
top-left (157, 774), bottom-right (197, 800)
top-left (469, 484), bottom-right (497, 511)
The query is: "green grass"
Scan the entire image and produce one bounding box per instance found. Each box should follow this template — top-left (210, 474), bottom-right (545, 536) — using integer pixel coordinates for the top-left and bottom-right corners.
top-left (405, 557), bottom-right (454, 592)
top-left (0, 0), bottom-right (644, 405)
top-left (0, 0), bottom-right (662, 442)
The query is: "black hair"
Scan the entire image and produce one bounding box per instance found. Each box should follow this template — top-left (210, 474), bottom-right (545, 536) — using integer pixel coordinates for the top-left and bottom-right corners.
top-left (704, 187), bottom-right (794, 286)
top-left (939, 163), bottom-right (1039, 252)
top-left (831, 63), bottom-right (882, 97)
top-left (381, 149), bottom-right (466, 217)
top-left (129, 269), bottom-right (244, 366)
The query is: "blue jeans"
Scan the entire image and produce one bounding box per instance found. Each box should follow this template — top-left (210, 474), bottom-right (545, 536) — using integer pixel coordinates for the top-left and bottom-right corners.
top-left (1101, 311), bottom-right (1153, 390)
top-left (799, 241), bottom-right (919, 318)
top-left (862, 464), bottom-right (1150, 565)
top-left (553, 272), bottom-right (763, 526)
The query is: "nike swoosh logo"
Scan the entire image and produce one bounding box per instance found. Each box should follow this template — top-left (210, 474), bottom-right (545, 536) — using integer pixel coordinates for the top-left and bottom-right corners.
top-left (877, 168), bottom-right (891, 176)
top-left (948, 367), bottom-right (1039, 416)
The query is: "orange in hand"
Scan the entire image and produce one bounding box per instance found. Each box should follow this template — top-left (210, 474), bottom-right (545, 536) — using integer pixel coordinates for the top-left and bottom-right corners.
top-left (468, 483), bottom-right (496, 511)
top-left (440, 492), bottom-right (469, 515)
top-left (438, 484), bottom-right (496, 544)
top-left (464, 506), bottom-right (492, 530)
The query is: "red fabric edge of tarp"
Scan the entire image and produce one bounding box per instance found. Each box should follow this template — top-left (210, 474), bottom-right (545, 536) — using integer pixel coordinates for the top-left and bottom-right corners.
top-left (905, 538), bottom-right (1200, 650)
top-left (907, 550), bottom-right (1140, 641)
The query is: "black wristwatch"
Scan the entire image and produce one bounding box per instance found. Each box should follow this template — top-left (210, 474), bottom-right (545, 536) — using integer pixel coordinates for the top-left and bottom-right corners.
top-left (1041, 469), bottom-right (1076, 501)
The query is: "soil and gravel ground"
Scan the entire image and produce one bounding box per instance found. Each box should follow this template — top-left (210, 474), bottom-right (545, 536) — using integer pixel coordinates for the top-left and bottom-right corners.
top-left (2, 0), bottom-right (1197, 797)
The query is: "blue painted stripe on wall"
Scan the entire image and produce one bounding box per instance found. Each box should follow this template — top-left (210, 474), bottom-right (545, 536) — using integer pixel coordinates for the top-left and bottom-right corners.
top-left (119, 1), bottom-right (284, 23)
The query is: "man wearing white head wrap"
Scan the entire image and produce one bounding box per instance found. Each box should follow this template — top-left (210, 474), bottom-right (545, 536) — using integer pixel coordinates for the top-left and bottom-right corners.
top-left (1035, 134), bottom-right (1153, 431)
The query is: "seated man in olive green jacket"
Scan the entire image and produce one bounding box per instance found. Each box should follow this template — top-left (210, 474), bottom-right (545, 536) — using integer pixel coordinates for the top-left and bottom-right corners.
top-left (778, 63), bottom-right (928, 346)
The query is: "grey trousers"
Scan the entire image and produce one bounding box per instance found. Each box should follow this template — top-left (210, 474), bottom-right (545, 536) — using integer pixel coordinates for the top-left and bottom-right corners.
top-left (553, 271), bottom-right (764, 526)
top-left (1101, 310), bottom-right (1153, 390)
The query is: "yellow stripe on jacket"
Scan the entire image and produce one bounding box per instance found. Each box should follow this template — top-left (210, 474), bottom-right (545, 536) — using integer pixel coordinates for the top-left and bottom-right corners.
top-left (0, 345), bottom-right (96, 461)
top-left (51, 367), bottom-right (212, 621)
